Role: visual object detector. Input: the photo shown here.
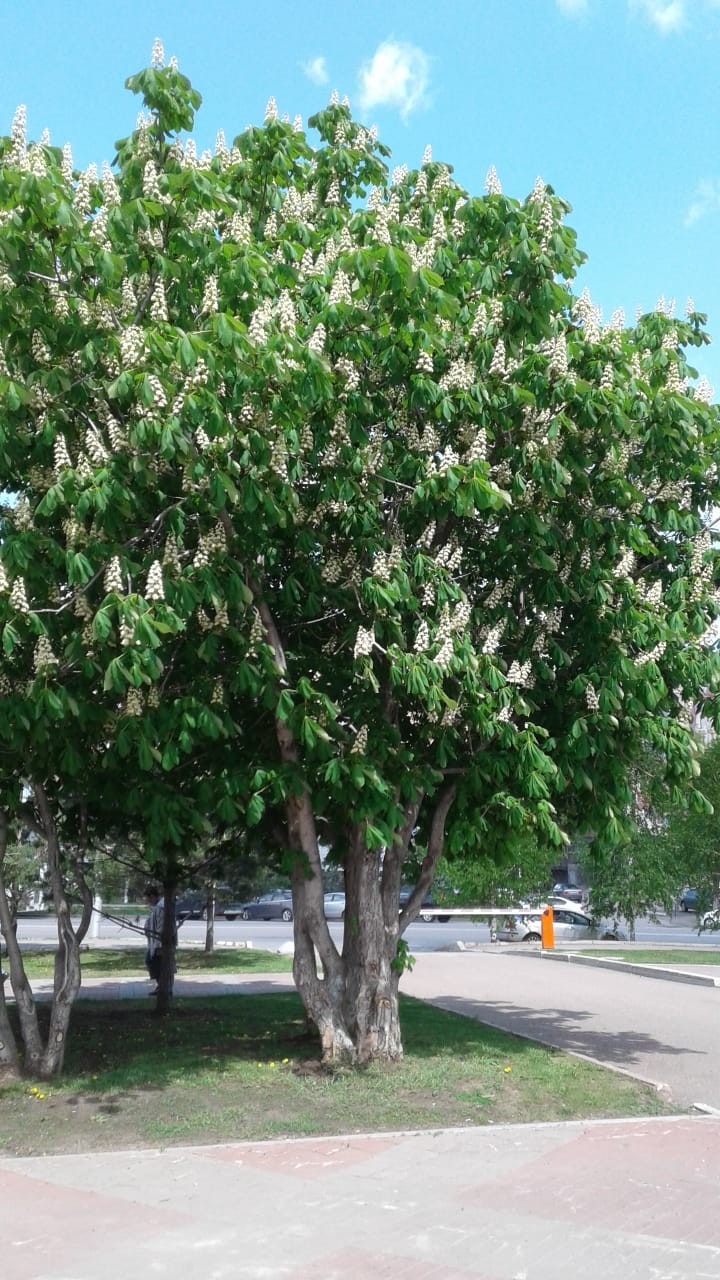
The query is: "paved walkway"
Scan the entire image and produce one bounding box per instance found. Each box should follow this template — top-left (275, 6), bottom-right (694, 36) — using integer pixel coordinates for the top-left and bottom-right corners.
top-left (4, 950), bottom-right (720, 1279)
top-left (3, 1116), bottom-right (719, 1279)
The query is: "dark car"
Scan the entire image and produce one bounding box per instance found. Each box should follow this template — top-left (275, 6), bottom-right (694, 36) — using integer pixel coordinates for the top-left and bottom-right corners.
top-left (175, 888), bottom-right (233, 921)
top-left (224, 890), bottom-right (293, 922)
top-left (399, 885), bottom-right (451, 923)
top-left (680, 888), bottom-right (698, 912)
top-left (552, 882), bottom-right (585, 903)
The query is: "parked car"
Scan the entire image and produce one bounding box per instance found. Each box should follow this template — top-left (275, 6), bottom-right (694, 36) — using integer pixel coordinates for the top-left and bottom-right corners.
top-left (497, 907), bottom-right (625, 943)
top-left (680, 888), bottom-right (698, 912)
top-left (552, 883), bottom-right (585, 903)
top-left (176, 889), bottom-right (234, 921)
top-left (399, 885), bottom-right (451, 923)
top-left (323, 892), bottom-right (346, 920)
top-left (224, 890), bottom-right (293, 922)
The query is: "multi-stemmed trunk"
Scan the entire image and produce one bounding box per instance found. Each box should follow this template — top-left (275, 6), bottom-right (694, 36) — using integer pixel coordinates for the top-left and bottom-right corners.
top-left (0, 790), bottom-right (93, 1079)
top-left (287, 788), bottom-right (455, 1066)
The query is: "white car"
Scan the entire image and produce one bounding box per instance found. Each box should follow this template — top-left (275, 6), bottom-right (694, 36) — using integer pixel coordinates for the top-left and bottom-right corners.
top-left (323, 892), bottom-right (346, 920)
top-left (498, 907), bottom-right (625, 943)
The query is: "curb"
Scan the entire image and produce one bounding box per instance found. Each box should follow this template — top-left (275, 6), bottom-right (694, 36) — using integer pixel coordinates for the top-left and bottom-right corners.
top-left (538, 950), bottom-right (720, 987)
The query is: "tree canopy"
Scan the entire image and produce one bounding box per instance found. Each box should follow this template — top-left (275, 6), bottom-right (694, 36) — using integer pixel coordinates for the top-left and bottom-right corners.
top-left (1, 41), bottom-right (719, 1070)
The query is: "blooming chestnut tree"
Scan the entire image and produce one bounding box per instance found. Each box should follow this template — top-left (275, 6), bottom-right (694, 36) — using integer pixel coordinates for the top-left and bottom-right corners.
top-left (1, 42), bottom-right (719, 1069)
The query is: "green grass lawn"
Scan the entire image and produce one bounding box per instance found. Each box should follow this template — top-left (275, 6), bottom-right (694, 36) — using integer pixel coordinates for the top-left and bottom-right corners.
top-left (579, 949), bottom-right (720, 965)
top-left (0, 993), bottom-right (675, 1157)
top-left (15, 946), bottom-right (293, 979)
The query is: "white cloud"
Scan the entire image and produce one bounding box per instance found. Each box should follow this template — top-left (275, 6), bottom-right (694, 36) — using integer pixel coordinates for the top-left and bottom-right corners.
top-left (357, 41), bottom-right (430, 121)
top-left (302, 56), bottom-right (329, 86)
top-left (685, 178), bottom-right (720, 227)
top-left (556, 0), bottom-right (589, 15)
top-left (630, 1), bottom-right (688, 33)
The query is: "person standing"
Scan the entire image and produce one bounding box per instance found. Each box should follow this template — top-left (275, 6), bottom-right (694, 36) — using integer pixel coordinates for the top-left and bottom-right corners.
top-left (143, 885), bottom-right (164, 994)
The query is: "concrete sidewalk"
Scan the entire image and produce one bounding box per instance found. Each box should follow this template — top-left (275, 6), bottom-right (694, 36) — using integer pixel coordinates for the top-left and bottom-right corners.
top-left (3, 1116), bottom-right (719, 1279)
top-left (4, 952), bottom-right (720, 1278)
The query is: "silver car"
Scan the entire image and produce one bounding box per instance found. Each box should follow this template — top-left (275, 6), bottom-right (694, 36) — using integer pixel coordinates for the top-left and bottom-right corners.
top-left (323, 892), bottom-right (346, 920)
top-left (498, 907), bottom-right (625, 943)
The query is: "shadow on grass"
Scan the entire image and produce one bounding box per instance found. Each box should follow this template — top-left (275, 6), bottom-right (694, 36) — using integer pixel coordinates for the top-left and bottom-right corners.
top-left (6, 993), bottom-right (551, 1096)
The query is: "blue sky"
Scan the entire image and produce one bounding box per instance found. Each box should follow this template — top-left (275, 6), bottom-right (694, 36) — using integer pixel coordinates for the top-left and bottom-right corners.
top-left (2, 0), bottom-right (719, 391)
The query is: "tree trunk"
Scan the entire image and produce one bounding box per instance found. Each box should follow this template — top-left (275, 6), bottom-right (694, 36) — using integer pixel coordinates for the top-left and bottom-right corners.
top-left (0, 811), bottom-right (42, 1073)
top-left (34, 785), bottom-right (82, 1079)
top-left (0, 976), bottom-right (20, 1079)
top-left (291, 789), bottom-right (456, 1066)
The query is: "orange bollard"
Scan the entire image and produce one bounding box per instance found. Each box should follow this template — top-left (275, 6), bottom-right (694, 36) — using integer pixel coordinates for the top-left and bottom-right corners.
top-left (541, 905), bottom-right (554, 949)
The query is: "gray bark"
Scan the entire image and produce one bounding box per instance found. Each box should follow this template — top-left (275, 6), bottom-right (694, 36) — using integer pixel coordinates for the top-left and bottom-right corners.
top-left (0, 809), bottom-right (42, 1073)
top-left (34, 784), bottom-right (82, 1079)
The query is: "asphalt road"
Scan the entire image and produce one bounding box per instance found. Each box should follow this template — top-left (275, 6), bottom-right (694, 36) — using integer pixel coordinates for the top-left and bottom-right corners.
top-left (403, 949), bottom-right (720, 1110)
top-left (13, 910), bottom-right (720, 953)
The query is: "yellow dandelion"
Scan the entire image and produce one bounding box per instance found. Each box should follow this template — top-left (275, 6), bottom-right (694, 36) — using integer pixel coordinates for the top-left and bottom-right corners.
top-left (268, 1061), bottom-right (275, 1068)
top-left (503, 1067), bottom-right (512, 1074)
top-left (281, 1058), bottom-right (289, 1064)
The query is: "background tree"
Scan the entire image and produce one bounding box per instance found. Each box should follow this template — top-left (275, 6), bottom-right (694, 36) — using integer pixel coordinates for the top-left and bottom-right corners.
top-left (1, 43), bottom-right (719, 1071)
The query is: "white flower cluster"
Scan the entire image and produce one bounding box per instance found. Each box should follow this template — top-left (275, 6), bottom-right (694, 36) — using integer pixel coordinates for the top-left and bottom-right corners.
top-left (485, 165), bottom-right (502, 195)
top-left (548, 335), bottom-right (569, 378)
top-left (248, 612), bottom-right (264, 652)
top-left (120, 325), bottom-right (145, 367)
top-left (666, 361), bottom-right (687, 394)
top-left (0, 563), bottom-right (7, 592)
top-left (247, 299), bottom-right (273, 344)
top-left (437, 446), bottom-right (460, 474)
top-left (482, 620), bottom-right (506, 655)
top-left (85, 427), bottom-right (108, 464)
top-left (600, 363), bottom-right (614, 390)
top-left (118, 618), bottom-right (136, 647)
top-left (640, 579), bottom-right (663, 608)
top-left (438, 358), bottom-right (475, 392)
top-left (414, 620), bottom-right (430, 652)
top-left (488, 339), bottom-right (506, 376)
top-left (33, 635), bottom-right (58, 673)
top-left (506, 659), bottom-right (532, 686)
top-left (10, 578), bottom-right (29, 613)
top-left (497, 705), bottom-right (512, 724)
top-left (31, 331), bottom-right (51, 365)
top-left (585, 684), bottom-right (600, 712)
top-left (328, 270), bottom-right (352, 306)
top-left (416, 350), bottom-right (434, 374)
top-left (150, 280), bottom-right (168, 323)
top-left (693, 376), bottom-right (714, 404)
top-left (334, 356), bottom-right (360, 392)
top-left (125, 687), bottom-right (144, 717)
top-left (351, 724), bottom-right (369, 754)
top-left (307, 323), bottom-right (326, 355)
top-left (73, 164), bottom-right (98, 216)
top-left (211, 679), bottom-right (224, 706)
top-left (53, 435), bottom-right (72, 474)
top-left (353, 626), bottom-right (375, 658)
top-left (201, 274), bottom-right (219, 315)
top-left (193, 522), bottom-right (227, 568)
top-left (614, 548), bottom-right (635, 580)
top-left (228, 211), bottom-right (252, 244)
top-left (573, 289), bottom-right (601, 343)
top-left (147, 374), bottom-right (167, 409)
top-left (637, 641), bottom-right (666, 666)
top-left (104, 557), bottom-right (124, 593)
top-left (144, 561), bottom-right (165, 601)
top-left (277, 289), bottom-right (296, 332)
